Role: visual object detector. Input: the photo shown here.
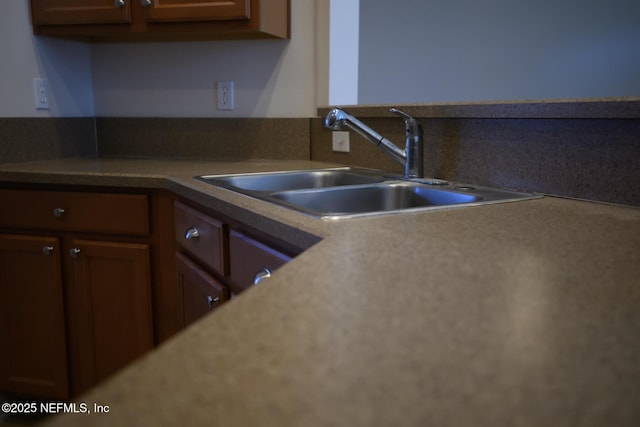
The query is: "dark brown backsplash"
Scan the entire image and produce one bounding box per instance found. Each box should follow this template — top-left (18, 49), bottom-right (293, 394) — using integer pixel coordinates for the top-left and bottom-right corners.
top-left (0, 118), bottom-right (96, 164)
top-left (311, 114), bottom-right (640, 207)
top-left (2, 103), bottom-right (638, 206)
top-left (96, 117), bottom-right (310, 160)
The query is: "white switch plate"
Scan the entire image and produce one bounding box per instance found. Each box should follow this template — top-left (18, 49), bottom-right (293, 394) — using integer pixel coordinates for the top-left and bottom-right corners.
top-left (216, 80), bottom-right (234, 110)
top-left (34, 78), bottom-right (50, 110)
top-left (332, 131), bottom-right (350, 152)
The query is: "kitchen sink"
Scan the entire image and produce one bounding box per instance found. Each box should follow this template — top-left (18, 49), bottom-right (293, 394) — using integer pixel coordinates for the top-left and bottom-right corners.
top-left (271, 182), bottom-right (480, 215)
top-left (198, 168), bottom-right (384, 192)
top-left (196, 168), bottom-right (541, 219)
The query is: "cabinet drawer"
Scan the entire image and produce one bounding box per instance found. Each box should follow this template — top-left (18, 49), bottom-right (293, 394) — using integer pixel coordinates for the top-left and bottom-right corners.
top-left (0, 189), bottom-right (149, 235)
top-left (229, 230), bottom-right (290, 293)
top-left (174, 201), bottom-right (227, 276)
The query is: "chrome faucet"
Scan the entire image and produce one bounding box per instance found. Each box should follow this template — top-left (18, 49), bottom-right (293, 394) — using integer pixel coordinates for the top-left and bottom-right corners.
top-left (325, 107), bottom-right (424, 179)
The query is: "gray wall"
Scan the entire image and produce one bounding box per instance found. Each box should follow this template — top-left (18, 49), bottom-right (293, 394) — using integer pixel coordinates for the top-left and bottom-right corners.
top-left (0, 0), bottom-right (94, 117)
top-left (358, 0), bottom-right (640, 103)
top-left (90, 1), bottom-right (320, 118)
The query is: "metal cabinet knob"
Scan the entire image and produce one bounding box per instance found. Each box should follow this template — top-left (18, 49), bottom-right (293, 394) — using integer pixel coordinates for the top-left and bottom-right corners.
top-left (42, 246), bottom-right (55, 255)
top-left (115, 0), bottom-right (126, 7)
top-left (185, 227), bottom-right (200, 240)
top-left (207, 295), bottom-right (220, 307)
top-left (141, 0), bottom-right (152, 7)
top-left (52, 208), bottom-right (65, 218)
top-left (69, 248), bottom-right (81, 258)
top-left (253, 268), bottom-right (272, 285)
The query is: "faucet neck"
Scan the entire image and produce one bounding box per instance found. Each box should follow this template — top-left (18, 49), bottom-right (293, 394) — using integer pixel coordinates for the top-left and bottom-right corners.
top-left (404, 133), bottom-right (424, 179)
top-left (390, 108), bottom-right (424, 179)
top-left (325, 107), bottom-right (424, 179)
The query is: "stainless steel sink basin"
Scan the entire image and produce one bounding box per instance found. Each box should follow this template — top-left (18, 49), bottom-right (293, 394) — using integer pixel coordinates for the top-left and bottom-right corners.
top-left (198, 168), bottom-right (384, 192)
top-left (271, 182), bottom-right (480, 215)
top-left (196, 168), bottom-right (541, 219)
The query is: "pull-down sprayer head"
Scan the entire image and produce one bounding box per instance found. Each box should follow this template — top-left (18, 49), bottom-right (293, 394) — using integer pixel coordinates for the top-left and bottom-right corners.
top-left (324, 108), bottom-right (349, 130)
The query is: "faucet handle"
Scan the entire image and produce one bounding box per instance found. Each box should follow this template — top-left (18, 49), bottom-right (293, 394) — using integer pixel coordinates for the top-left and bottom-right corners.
top-left (390, 108), bottom-right (423, 136)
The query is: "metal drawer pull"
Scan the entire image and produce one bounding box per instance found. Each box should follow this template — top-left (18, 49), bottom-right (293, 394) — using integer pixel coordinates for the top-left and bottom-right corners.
top-left (207, 295), bottom-right (220, 307)
top-left (52, 208), bottom-right (65, 218)
top-left (141, 0), bottom-right (152, 7)
top-left (253, 268), bottom-right (272, 285)
top-left (185, 227), bottom-right (200, 240)
top-left (69, 248), bottom-right (81, 258)
top-left (42, 246), bottom-right (54, 255)
top-left (115, 0), bottom-right (126, 7)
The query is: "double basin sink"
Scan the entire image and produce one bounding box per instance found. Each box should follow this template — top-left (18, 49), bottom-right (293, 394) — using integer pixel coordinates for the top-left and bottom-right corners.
top-left (196, 168), bottom-right (540, 219)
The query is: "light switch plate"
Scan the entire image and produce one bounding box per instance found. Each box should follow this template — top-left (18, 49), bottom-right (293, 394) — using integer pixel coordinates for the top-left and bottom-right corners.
top-left (332, 131), bottom-right (350, 152)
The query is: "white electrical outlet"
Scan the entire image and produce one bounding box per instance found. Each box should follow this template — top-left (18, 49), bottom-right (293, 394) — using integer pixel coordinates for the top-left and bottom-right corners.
top-left (332, 131), bottom-right (350, 152)
top-left (216, 81), bottom-right (234, 110)
top-left (34, 78), bottom-right (50, 110)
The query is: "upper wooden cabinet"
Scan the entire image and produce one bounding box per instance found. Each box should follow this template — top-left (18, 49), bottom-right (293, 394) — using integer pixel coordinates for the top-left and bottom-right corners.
top-left (143, 0), bottom-right (250, 23)
top-left (30, 0), bottom-right (132, 25)
top-left (30, 0), bottom-right (290, 41)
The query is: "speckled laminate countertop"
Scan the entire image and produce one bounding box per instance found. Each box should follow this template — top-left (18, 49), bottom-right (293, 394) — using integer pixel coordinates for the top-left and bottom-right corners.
top-left (1, 158), bottom-right (639, 427)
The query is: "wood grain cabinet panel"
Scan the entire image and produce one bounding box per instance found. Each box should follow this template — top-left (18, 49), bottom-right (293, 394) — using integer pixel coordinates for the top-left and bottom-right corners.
top-left (0, 235), bottom-right (69, 399)
top-left (0, 189), bottom-right (149, 236)
top-left (174, 200), bottom-right (228, 277)
top-left (176, 252), bottom-right (228, 327)
top-left (30, 0), bottom-right (131, 25)
top-left (65, 239), bottom-right (153, 395)
top-left (229, 229), bottom-right (290, 294)
top-left (143, 0), bottom-right (250, 22)
top-left (0, 187), bottom-right (169, 399)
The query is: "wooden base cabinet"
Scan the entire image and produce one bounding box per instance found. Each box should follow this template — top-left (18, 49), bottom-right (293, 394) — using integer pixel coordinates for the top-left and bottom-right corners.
top-left (0, 188), bottom-right (166, 399)
top-left (173, 200), bottom-right (295, 328)
top-left (0, 235), bottom-right (69, 400)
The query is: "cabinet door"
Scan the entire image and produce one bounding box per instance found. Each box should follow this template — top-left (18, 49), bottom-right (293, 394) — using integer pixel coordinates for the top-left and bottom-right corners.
top-left (142, 0), bottom-right (250, 22)
top-left (176, 252), bottom-right (228, 327)
top-left (65, 239), bottom-right (153, 395)
top-left (30, 0), bottom-right (132, 25)
top-left (0, 235), bottom-right (69, 399)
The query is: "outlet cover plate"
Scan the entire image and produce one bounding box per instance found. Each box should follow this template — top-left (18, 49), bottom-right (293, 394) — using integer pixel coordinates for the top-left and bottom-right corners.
top-left (34, 78), bottom-right (50, 110)
top-left (332, 131), bottom-right (350, 152)
top-left (217, 80), bottom-right (234, 110)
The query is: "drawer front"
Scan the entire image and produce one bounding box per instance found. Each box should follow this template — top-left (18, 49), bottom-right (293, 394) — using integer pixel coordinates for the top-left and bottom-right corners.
top-left (0, 189), bottom-right (149, 235)
top-left (174, 201), bottom-right (227, 276)
top-left (229, 230), bottom-right (290, 294)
